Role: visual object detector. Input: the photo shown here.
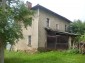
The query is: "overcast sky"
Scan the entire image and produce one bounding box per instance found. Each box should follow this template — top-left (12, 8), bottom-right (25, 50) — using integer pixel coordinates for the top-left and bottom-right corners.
top-left (22, 0), bottom-right (85, 21)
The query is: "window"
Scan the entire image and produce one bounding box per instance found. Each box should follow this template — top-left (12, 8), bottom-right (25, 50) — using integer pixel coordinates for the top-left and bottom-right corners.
top-left (65, 25), bottom-right (67, 31)
top-left (28, 35), bottom-right (31, 46)
top-left (46, 18), bottom-right (50, 27)
top-left (56, 24), bottom-right (59, 30)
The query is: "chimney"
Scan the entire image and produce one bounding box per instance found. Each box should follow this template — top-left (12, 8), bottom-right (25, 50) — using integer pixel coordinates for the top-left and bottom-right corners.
top-left (26, 1), bottom-right (32, 9)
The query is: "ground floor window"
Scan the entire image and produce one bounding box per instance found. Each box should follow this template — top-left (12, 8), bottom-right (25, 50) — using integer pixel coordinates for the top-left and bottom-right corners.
top-left (28, 35), bottom-right (31, 46)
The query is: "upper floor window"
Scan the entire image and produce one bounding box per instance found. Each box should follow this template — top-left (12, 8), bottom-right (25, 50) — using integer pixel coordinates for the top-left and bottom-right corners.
top-left (56, 24), bottom-right (59, 30)
top-left (46, 18), bottom-right (50, 27)
top-left (65, 25), bottom-right (67, 31)
top-left (28, 35), bottom-right (31, 46)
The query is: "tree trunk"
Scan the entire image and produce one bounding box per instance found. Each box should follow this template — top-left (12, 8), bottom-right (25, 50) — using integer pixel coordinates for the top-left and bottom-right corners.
top-left (0, 42), bottom-right (4, 63)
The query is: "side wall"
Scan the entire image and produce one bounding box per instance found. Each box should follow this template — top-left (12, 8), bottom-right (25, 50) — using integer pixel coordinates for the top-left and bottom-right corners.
top-left (13, 9), bottom-right (39, 52)
top-left (38, 9), bottom-right (70, 49)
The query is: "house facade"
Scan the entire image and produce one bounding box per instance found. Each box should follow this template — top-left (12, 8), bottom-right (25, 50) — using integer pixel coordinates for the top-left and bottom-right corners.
top-left (13, 2), bottom-right (77, 52)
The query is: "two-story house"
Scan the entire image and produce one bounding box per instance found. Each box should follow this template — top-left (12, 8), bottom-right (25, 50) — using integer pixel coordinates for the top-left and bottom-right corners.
top-left (13, 1), bottom-right (77, 52)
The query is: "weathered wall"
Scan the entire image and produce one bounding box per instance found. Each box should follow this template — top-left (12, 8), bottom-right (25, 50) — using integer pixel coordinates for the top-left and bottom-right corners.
top-left (13, 7), bottom-right (70, 51)
top-left (38, 9), bottom-right (70, 49)
top-left (13, 9), bottom-right (39, 52)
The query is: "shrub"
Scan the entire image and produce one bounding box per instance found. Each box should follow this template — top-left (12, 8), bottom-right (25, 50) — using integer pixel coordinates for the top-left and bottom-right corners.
top-left (66, 49), bottom-right (79, 54)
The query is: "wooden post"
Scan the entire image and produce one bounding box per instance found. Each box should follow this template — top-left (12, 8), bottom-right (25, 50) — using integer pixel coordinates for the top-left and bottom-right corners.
top-left (45, 32), bottom-right (47, 50)
top-left (54, 36), bottom-right (57, 50)
top-left (73, 42), bottom-right (75, 49)
top-left (55, 35), bottom-right (58, 50)
top-left (68, 36), bottom-right (72, 49)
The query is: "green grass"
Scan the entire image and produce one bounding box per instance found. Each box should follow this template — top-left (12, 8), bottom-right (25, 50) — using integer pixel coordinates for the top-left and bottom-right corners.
top-left (5, 51), bottom-right (85, 63)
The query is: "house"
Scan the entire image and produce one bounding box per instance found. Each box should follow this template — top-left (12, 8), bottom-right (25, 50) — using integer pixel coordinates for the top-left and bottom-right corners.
top-left (13, 1), bottom-right (77, 52)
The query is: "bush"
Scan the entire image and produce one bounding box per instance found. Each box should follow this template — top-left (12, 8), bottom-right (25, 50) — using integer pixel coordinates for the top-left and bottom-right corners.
top-left (66, 49), bottom-right (79, 54)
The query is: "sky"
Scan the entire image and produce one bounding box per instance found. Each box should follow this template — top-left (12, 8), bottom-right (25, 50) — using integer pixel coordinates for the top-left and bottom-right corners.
top-left (22, 0), bottom-right (85, 21)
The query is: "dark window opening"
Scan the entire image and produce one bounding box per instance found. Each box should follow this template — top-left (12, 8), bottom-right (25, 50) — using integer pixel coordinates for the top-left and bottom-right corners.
top-left (65, 25), bottom-right (67, 31)
top-left (46, 18), bottom-right (50, 27)
top-left (28, 35), bottom-right (31, 46)
top-left (56, 24), bottom-right (59, 30)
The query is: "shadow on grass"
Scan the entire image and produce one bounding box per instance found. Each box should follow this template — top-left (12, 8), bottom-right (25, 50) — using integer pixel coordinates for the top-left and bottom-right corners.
top-left (5, 56), bottom-right (69, 63)
top-left (5, 58), bottom-right (24, 63)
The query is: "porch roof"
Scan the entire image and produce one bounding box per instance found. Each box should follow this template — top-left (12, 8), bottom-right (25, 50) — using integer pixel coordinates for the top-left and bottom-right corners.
top-left (45, 28), bottom-right (78, 36)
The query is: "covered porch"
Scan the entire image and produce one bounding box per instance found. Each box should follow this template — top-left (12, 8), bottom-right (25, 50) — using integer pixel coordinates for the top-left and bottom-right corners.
top-left (45, 28), bottom-right (77, 50)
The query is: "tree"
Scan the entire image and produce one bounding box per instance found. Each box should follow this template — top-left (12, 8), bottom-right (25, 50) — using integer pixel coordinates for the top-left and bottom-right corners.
top-left (68, 20), bottom-right (85, 35)
top-left (0, 0), bottom-right (34, 63)
top-left (68, 20), bottom-right (85, 53)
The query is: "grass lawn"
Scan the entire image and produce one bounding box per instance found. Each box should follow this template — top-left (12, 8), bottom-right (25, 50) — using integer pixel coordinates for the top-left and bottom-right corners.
top-left (5, 51), bottom-right (85, 63)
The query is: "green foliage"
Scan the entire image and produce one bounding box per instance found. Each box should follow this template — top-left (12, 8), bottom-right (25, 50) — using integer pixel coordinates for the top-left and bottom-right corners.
top-left (68, 20), bottom-right (85, 35)
top-left (68, 20), bottom-right (85, 43)
top-left (74, 36), bottom-right (81, 43)
top-left (79, 34), bottom-right (85, 42)
top-left (0, 0), bottom-right (34, 45)
top-left (5, 51), bottom-right (85, 63)
top-left (66, 49), bottom-right (79, 54)
top-left (72, 33), bottom-right (85, 43)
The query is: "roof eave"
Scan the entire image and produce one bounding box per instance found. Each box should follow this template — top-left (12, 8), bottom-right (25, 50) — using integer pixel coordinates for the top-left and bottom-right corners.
top-left (32, 4), bottom-right (72, 23)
